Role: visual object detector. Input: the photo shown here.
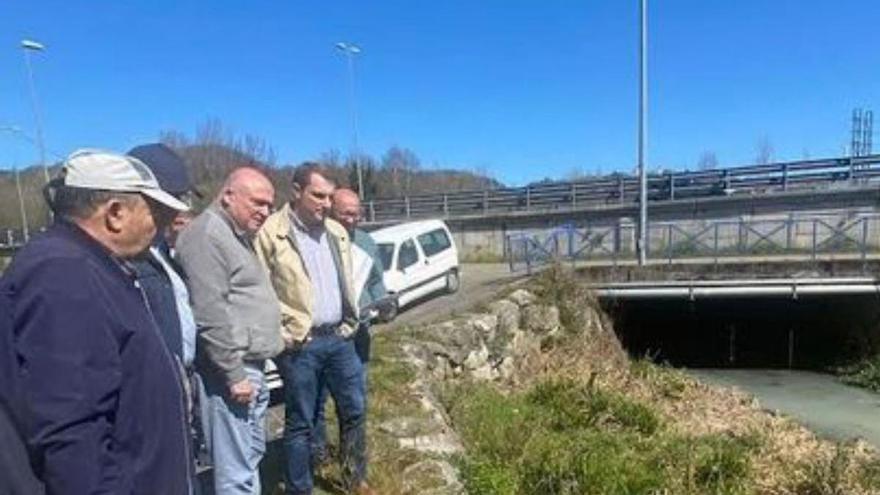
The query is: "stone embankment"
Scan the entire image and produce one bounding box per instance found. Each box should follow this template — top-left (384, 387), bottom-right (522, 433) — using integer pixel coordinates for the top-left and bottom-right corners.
top-left (381, 287), bottom-right (622, 493)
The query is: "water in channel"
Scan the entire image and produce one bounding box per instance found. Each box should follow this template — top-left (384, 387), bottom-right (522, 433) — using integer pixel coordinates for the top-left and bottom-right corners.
top-left (608, 294), bottom-right (880, 447)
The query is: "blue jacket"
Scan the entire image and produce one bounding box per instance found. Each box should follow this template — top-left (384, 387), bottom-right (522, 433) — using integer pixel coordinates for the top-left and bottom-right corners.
top-left (0, 293), bottom-right (44, 495)
top-left (133, 243), bottom-right (184, 362)
top-left (0, 222), bottom-right (191, 495)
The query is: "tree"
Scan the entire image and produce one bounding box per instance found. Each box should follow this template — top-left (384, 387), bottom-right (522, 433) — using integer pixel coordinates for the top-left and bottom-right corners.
top-left (160, 119), bottom-right (279, 206)
top-left (381, 146), bottom-right (421, 196)
top-left (346, 154), bottom-right (379, 199)
top-left (755, 136), bottom-right (774, 165)
top-left (697, 151), bottom-right (719, 171)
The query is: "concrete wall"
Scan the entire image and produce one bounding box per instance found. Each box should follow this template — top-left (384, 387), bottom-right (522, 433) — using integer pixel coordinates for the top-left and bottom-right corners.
top-left (447, 207), bottom-right (880, 261)
top-left (365, 188), bottom-right (880, 261)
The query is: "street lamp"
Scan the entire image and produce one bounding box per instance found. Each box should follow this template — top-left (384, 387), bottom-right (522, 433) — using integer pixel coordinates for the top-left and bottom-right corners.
top-left (0, 125), bottom-right (32, 242)
top-left (637, 0), bottom-right (649, 266)
top-left (21, 38), bottom-right (50, 185)
top-left (335, 41), bottom-right (365, 200)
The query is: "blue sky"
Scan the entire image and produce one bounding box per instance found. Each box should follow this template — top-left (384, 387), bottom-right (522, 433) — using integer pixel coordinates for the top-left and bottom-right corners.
top-left (0, 1), bottom-right (877, 186)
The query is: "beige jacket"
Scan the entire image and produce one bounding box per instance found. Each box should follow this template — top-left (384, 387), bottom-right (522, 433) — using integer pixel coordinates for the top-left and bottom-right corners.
top-left (254, 203), bottom-right (359, 347)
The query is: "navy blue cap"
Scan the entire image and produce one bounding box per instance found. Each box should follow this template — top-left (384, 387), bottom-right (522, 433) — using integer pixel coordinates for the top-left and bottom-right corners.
top-left (127, 143), bottom-right (201, 198)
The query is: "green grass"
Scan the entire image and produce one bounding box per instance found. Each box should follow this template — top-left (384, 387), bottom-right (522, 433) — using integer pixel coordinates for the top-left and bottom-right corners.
top-left (835, 354), bottom-right (880, 393)
top-left (445, 378), bottom-right (759, 495)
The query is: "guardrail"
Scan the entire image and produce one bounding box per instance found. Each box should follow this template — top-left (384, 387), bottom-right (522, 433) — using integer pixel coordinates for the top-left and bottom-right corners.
top-left (0, 229), bottom-right (26, 250)
top-left (506, 213), bottom-right (880, 273)
top-left (364, 154), bottom-right (880, 223)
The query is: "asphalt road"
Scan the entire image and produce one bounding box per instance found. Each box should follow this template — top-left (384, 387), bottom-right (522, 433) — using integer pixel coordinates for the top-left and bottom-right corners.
top-left (378, 262), bottom-right (524, 330)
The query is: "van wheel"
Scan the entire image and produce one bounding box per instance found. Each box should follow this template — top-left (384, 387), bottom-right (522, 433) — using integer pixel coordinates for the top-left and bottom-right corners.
top-left (445, 269), bottom-right (460, 294)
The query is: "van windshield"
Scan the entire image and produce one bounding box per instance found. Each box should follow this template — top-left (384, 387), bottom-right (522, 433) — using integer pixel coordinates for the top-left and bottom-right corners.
top-left (377, 243), bottom-right (394, 272)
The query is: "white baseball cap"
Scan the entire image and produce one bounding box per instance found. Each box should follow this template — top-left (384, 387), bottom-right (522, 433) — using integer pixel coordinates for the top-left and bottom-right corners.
top-left (62, 149), bottom-right (189, 212)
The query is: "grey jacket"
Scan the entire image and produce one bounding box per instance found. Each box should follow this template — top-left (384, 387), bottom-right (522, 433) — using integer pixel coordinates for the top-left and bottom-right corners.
top-left (176, 204), bottom-right (284, 385)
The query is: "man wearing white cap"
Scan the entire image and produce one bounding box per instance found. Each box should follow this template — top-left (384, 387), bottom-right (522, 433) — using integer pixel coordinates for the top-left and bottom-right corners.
top-left (0, 149), bottom-right (192, 494)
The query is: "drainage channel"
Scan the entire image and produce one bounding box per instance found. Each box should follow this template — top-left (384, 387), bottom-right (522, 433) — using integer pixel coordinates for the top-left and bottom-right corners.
top-left (607, 294), bottom-right (880, 446)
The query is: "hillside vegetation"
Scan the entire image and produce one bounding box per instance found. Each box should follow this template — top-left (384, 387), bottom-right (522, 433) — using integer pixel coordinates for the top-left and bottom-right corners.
top-left (0, 120), bottom-right (499, 234)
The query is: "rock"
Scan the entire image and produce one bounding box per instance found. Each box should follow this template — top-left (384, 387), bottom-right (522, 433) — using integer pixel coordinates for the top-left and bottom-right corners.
top-left (467, 313), bottom-right (498, 342)
top-left (430, 358), bottom-right (454, 381)
top-left (507, 288), bottom-right (536, 307)
top-left (496, 356), bottom-right (516, 381)
top-left (471, 363), bottom-right (497, 381)
top-left (398, 432), bottom-right (463, 455)
top-left (378, 416), bottom-right (444, 438)
top-left (463, 343), bottom-right (490, 370)
top-left (522, 304), bottom-right (561, 334)
top-left (488, 299), bottom-right (520, 337)
top-left (421, 319), bottom-right (484, 366)
top-left (402, 459), bottom-right (465, 495)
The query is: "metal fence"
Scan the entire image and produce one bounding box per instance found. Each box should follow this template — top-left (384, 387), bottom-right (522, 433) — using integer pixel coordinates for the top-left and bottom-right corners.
top-left (506, 213), bottom-right (880, 273)
top-left (364, 154), bottom-right (880, 223)
top-left (0, 229), bottom-right (27, 249)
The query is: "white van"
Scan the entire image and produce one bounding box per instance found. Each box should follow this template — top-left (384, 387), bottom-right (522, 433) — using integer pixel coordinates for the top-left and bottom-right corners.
top-left (371, 220), bottom-right (459, 317)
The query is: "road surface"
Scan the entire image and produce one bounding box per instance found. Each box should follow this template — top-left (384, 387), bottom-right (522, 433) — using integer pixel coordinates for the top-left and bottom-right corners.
top-left (379, 263), bottom-right (524, 329)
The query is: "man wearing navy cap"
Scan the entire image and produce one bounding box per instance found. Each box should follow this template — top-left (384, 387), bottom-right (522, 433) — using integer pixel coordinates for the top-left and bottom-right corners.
top-left (128, 143), bottom-right (204, 492)
top-left (128, 143), bottom-right (199, 367)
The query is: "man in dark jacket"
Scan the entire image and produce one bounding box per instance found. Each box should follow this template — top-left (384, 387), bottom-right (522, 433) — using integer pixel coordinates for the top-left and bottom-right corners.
top-left (0, 293), bottom-right (44, 495)
top-left (0, 149), bottom-right (191, 494)
top-left (128, 143), bottom-right (205, 488)
top-left (129, 143), bottom-right (199, 368)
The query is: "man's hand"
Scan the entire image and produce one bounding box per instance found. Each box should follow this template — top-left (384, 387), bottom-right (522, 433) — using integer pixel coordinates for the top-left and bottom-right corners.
top-left (375, 296), bottom-right (398, 322)
top-left (229, 378), bottom-right (255, 404)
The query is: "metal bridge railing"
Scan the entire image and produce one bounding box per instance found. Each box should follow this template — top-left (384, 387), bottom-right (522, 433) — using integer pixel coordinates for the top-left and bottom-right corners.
top-left (505, 213), bottom-right (880, 273)
top-left (365, 154), bottom-right (880, 223)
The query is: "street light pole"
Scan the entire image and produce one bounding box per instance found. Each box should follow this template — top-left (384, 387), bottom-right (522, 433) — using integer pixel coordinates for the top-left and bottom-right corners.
top-left (637, 0), bottom-right (649, 266)
top-left (21, 39), bottom-right (50, 185)
top-left (335, 41), bottom-right (364, 200)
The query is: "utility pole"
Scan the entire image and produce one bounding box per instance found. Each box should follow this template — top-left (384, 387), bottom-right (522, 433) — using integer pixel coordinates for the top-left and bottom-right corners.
top-left (21, 39), bottom-right (49, 185)
top-left (15, 166), bottom-right (29, 242)
top-left (637, 0), bottom-right (649, 266)
top-left (336, 42), bottom-right (365, 199)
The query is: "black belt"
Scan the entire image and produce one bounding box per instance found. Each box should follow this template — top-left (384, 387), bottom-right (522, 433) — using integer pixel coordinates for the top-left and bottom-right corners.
top-left (310, 323), bottom-right (341, 336)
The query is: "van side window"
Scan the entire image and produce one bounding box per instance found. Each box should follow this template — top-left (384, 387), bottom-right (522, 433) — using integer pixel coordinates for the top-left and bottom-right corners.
top-left (377, 243), bottom-right (394, 271)
top-left (417, 228), bottom-right (452, 257)
top-left (397, 240), bottom-right (419, 270)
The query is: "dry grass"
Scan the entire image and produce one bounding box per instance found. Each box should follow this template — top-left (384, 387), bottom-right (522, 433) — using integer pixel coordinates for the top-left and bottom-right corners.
top-left (505, 264), bottom-right (880, 494)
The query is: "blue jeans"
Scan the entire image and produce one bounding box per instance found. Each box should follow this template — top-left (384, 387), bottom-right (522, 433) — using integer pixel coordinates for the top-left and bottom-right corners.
top-left (312, 323), bottom-right (370, 463)
top-left (279, 333), bottom-right (366, 494)
top-left (201, 363), bottom-right (269, 495)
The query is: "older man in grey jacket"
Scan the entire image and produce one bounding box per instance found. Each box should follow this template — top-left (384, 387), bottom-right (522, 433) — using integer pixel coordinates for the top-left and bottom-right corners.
top-left (176, 167), bottom-right (283, 495)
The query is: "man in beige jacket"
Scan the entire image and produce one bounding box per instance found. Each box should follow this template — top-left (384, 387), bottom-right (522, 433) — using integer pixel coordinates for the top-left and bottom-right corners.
top-left (255, 163), bottom-right (373, 495)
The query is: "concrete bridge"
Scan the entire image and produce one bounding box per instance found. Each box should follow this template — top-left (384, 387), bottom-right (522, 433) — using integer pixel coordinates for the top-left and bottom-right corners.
top-left (362, 155), bottom-right (880, 262)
